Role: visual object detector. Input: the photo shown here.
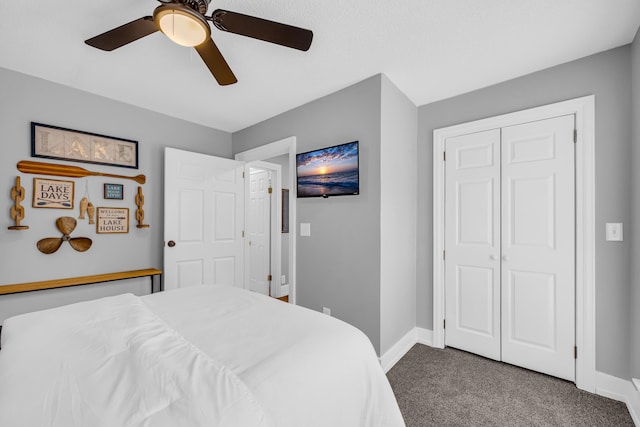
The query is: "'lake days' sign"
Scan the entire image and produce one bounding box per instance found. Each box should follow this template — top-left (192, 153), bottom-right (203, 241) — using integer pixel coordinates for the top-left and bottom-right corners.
top-left (33, 178), bottom-right (74, 209)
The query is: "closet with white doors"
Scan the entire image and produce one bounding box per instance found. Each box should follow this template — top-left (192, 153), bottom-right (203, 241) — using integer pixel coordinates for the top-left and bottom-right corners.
top-left (443, 114), bottom-right (576, 381)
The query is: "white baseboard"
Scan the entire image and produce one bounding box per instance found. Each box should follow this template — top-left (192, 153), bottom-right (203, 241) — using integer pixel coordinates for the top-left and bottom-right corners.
top-left (280, 284), bottom-right (289, 297)
top-left (416, 327), bottom-right (433, 347)
top-left (595, 371), bottom-right (640, 426)
top-left (380, 327), bottom-right (434, 373)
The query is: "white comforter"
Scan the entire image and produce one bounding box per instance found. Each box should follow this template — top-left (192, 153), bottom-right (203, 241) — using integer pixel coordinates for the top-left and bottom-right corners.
top-left (0, 285), bottom-right (405, 426)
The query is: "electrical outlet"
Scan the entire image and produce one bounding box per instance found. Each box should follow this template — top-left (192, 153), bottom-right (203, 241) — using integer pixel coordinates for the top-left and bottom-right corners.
top-left (322, 307), bottom-right (331, 316)
top-left (281, 275), bottom-right (286, 284)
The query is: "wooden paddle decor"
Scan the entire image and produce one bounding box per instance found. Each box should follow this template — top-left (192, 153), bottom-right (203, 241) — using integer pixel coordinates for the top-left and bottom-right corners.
top-left (37, 217), bottom-right (92, 254)
top-left (17, 160), bottom-right (146, 184)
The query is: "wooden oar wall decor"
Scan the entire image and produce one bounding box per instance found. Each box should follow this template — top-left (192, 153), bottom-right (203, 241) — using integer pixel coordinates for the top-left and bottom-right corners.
top-left (17, 160), bottom-right (146, 184)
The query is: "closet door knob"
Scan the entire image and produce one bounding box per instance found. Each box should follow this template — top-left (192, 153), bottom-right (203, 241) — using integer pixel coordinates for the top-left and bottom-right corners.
top-left (502, 255), bottom-right (510, 262)
top-left (490, 254), bottom-right (498, 260)
top-left (167, 240), bottom-right (176, 247)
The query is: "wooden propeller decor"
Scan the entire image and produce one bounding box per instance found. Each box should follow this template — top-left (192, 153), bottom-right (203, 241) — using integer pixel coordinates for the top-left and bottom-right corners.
top-left (17, 160), bottom-right (146, 184)
top-left (37, 217), bottom-right (93, 254)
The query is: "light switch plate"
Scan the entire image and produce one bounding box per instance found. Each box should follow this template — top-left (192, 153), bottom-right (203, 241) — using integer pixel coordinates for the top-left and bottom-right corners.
top-left (300, 223), bottom-right (311, 237)
top-left (605, 223), bottom-right (623, 241)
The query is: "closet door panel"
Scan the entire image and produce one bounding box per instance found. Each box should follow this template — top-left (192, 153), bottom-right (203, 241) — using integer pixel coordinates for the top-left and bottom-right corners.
top-left (444, 129), bottom-right (501, 361)
top-left (500, 115), bottom-right (575, 382)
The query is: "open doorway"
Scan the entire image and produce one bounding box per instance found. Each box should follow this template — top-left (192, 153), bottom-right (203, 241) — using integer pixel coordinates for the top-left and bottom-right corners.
top-left (235, 137), bottom-right (297, 304)
top-left (246, 161), bottom-right (281, 298)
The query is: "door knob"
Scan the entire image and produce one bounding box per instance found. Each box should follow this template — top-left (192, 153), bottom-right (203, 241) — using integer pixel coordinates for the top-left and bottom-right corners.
top-left (490, 254), bottom-right (498, 260)
top-left (167, 240), bottom-right (176, 247)
top-left (502, 255), bottom-right (510, 261)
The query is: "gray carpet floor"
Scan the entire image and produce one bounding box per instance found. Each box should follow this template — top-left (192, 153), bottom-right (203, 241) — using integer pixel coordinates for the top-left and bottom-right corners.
top-left (386, 344), bottom-right (634, 426)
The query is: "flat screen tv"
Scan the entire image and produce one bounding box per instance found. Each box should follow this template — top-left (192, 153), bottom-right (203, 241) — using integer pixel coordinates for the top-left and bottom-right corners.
top-left (296, 141), bottom-right (359, 198)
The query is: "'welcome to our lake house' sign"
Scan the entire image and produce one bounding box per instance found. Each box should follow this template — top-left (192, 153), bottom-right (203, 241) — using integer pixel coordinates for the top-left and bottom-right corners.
top-left (96, 207), bottom-right (129, 234)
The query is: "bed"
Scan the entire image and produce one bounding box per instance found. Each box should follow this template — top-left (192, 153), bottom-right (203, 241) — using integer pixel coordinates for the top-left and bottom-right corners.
top-left (0, 284), bottom-right (405, 426)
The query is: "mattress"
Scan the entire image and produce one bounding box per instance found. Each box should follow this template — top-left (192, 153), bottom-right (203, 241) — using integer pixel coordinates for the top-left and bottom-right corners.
top-left (0, 285), bottom-right (405, 426)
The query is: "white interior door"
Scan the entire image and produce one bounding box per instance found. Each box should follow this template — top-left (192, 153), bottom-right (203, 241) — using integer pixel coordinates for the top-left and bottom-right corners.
top-left (444, 129), bottom-right (501, 360)
top-left (164, 147), bottom-right (245, 290)
top-left (444, 115), bottom-right (576, 381)
top-left (248, 169), bottom-right (271, 295)
top-left (500, 115), bottom-right (575, 381)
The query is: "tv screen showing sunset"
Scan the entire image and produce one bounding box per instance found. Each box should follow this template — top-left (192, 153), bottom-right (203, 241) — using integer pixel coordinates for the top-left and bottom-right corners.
top-left (296, 141), bottom-right (359, 198)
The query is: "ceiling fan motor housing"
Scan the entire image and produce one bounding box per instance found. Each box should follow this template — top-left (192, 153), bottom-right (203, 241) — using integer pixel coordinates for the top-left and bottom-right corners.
top-left (170, 0), bottom-right (211, 15)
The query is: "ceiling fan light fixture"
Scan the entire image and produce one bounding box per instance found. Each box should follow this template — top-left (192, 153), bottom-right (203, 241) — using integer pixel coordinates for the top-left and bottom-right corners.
top-left (154, 4), bottom-right (210, 47)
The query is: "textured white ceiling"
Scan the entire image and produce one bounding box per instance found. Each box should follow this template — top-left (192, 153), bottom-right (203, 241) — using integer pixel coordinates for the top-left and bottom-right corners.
top-left (1, 1), bottom-right (639, 132)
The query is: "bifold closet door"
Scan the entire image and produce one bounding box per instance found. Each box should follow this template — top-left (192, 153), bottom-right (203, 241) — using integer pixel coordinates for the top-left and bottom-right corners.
top-left (444, 129), bottom-right (501, 361)
top-left (500, 115), bottom-right (575, 382)
top-left (444, 115), bottom-right (576, 382)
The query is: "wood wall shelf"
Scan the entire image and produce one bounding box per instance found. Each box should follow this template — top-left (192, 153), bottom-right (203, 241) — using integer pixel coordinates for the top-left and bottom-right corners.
top-left (0, 268), bottom-right (162, 295)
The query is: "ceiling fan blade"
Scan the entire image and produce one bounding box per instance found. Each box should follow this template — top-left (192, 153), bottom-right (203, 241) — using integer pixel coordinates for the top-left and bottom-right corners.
top-left (194, 38), bottom-right (237, 85)
top-left (85, 17), bottom-right (158, 51)
top-left (212, 9), bottom-right (313, 51)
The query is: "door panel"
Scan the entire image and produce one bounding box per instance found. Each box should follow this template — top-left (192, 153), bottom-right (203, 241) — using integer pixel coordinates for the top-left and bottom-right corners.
top-left (179, 190), bottom-right (204, 242)
top-left (507, 270), bottom-right (556, 349)
top-left (458, 180), bottom-right (495, 245)
top-left (501, 115), bottom-right (575, 381)
top-left (212, 257), bottom-right (236, 284)
top-left (445, 129), bottom-right (501, 361)
top-left (509, 176), bottom-right (555, 248)
top-left (456, 265), bottom-right (496, 336)
top-left (248, 169), bottom-right (271, 295)
top-left (165, 147), bottom-right (245, 290)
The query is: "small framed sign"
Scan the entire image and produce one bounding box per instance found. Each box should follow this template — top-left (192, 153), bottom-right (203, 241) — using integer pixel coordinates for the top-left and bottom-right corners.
top-left (32, 178), bottom-right (74, 209)
top-left (96, 207), bottom-right (129, 234)
top-left (104, 183), bottom-right (124, 200)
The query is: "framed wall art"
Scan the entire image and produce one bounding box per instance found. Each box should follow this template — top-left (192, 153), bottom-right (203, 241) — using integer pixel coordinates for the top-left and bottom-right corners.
top-left (32, 178), bottom-right (74, 209)
top-left (96, 207), bottom-right (129, 234)
top-left (104, 183), bottom-right (124, 200)
top-left (31, 122), bottom-right (139, 169)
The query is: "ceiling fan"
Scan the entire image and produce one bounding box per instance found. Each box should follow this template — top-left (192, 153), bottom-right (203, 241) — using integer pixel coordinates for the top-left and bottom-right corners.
top-left (85, 0), bottom-right (313, 85)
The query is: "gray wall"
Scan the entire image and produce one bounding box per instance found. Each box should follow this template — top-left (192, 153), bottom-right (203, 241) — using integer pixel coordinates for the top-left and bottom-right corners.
top-left (631, 28), bottom-right (640, 381)
top-left (380, 75), bottom-right (418, 354)
top-left (417, 46), bottom-right (633, 379)
top-left (233, 75), bottom-right (383, 353)
top-left (0, 68), bottom-right (231, 322)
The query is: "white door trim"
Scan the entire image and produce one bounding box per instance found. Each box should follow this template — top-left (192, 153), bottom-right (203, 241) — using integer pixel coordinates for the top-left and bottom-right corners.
top-left (432, 95), bottom-right (596, 392)
top-left (235, 136), bottom-right (297, 304)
